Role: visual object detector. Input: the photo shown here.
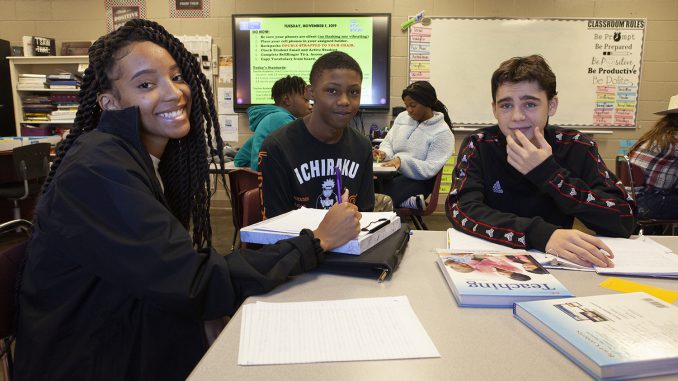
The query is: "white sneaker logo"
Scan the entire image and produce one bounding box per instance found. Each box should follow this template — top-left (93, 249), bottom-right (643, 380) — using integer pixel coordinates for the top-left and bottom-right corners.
top-left (487, 228), bottom-right (494, 238)
top-left (504, 232), bottom-right (514, 241)
top-left (492, 181), bottom-right (503, 194)
top-left (586, 194), bottom-right (595, 202)
top-left (518, 236), bottom-right (526, 245)
top-left (570, 188), bottom-right (577, 196)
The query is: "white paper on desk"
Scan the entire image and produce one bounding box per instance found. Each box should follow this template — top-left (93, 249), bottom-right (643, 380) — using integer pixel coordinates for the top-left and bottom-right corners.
top-left (594, 237), bottom-right (678, 278)
top-left (446, 229), bottom-right (594, 271)
top-left (238, 296), bottom-right (439, 365)
top-left (255, 207), bottom-right (396, 234)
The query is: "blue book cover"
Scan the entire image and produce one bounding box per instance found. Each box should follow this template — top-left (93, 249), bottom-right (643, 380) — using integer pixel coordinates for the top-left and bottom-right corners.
top-left (514, 292), bottom-right (678, 380)
top-left (436, 252), bottom-right (573, 307)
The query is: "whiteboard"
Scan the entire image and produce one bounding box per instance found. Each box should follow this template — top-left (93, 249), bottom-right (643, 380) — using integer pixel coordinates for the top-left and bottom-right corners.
top-left (408, 17), bottom-right (646, 128)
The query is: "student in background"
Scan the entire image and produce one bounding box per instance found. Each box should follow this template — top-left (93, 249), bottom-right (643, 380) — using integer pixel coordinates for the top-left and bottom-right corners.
top-left (259, 51), bottom-right (374, 218)
top-left (373, 81), bottom-right (455, 210)
top-left (628, 95), bottom-right (678, 225)
top-left (14, 19), bottom-right (361, 381)
top-left (446, 55), bottom-right (635, 268)
top-left (234, 75), bottom-right (311, 171)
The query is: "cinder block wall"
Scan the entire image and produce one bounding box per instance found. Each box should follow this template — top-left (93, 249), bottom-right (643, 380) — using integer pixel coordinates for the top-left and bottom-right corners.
top-left (2, 0), bottom-right (677, 211)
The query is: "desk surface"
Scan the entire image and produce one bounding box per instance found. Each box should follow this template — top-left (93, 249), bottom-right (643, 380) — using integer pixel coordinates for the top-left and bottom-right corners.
top-left (189, 232), bottom-right (678, 381)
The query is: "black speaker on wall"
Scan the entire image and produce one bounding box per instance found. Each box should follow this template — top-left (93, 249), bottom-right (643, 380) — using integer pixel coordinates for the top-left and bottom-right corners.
top-left (0, 39), bottom-right (16, 137)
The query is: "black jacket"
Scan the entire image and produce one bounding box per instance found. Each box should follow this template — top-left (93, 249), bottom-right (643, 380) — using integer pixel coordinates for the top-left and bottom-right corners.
top-left (445, 125), bottom-right (635, 251)
top-left (14, 108), bottom-right (324, 380)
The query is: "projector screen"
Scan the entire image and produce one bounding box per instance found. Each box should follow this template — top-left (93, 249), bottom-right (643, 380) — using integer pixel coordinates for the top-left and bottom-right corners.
top-left (232, 14), bottom-right (391, 112)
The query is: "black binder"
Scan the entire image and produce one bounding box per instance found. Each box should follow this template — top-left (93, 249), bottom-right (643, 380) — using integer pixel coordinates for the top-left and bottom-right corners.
top-left (318, 225), bottom-right (410, 280)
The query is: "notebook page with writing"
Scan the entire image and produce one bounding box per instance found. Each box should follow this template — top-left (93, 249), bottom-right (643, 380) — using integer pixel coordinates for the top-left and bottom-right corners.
top-left (238, 296), bottom-right (440, 365)
top-left (595, 237), bottom-right (678, 277)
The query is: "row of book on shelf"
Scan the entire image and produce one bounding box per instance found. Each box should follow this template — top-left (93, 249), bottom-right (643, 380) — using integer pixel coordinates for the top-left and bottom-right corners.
top-left (238, 208), bottom-right (678, 380)
top-left (20, 92), bottom-right (78, 123)
top-left (17, 73), bottom-right (82, 90)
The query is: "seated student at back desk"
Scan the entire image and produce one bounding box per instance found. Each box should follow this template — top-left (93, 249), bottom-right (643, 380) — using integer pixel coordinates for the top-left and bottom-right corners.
top-left (373, 81), bottom-right (455, 210)
top-left (234, 75), bottom-right (311, 171)
top-left (259, 51), bottom-right (374, 218)
top-left (628, 94), bottom-right (678, 230)
top-left (446, 55), bottom-right (635, 268)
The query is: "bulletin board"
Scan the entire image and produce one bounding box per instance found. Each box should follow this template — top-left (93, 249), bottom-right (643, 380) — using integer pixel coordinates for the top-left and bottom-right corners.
top-left (408, 17), bottom-right (646, 128)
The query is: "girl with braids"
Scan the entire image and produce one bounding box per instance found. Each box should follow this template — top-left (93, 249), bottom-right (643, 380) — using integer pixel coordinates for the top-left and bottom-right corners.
top-left (14, 19), bottom-right (361, 381)
top-left (373, 81), bottom-right (455, 210)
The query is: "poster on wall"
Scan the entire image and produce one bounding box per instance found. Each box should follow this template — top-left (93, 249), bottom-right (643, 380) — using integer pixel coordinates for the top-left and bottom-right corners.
top-left (218, 114), bottom-right (239, 143)
top-left (170, 0), bottom-right (210, 18)
top-left (105, 0), bottom-right (147, 32)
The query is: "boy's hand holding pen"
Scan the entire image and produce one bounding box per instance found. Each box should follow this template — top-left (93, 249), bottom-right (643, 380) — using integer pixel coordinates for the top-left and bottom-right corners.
top-left (313, 189), bottom-right (361, 251)
top-left (545, 229), bottom-right (615, 268)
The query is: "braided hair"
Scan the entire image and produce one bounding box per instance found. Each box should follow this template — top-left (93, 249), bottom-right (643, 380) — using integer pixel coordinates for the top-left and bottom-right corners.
top-left (43, 19), bottom-right (225, 249)
top-left (271, 75), bottom-right (307, 104)
top-left (402, 81), bottom-right (453, 129)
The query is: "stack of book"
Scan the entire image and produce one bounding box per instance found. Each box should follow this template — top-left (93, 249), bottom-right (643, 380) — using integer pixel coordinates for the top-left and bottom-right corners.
top-left (46, 73), bottom-right (81, 90)
top-left (240, 207), bottom-right (401, 255)
top-left (17, 74), bottom-right (47, 90)
top-left (49, 94), bottom-right (79, 122)
top-left (21, 94), bottom-right (55, 122)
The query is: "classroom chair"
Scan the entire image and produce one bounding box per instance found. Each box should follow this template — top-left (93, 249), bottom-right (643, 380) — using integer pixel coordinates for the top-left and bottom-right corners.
top-left (0, 143), bottom-right (50, 223)
top-left (615, 155), bottom-right (678, 235)
top-left (237, 188), bottom-right (263, 250)
top-left (227, 169), bottom-right (260, 249)
top-left (396, 168), bottom-right (444, 230)
top-left (242, 188), bottom-right (263, 229)
top-left (0, 219), bottom-right (32, 381)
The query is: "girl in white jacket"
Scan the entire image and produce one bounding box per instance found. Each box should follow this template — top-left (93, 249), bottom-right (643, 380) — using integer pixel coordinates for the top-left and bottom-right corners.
top-left (374, 81), bottom-right (455, 209)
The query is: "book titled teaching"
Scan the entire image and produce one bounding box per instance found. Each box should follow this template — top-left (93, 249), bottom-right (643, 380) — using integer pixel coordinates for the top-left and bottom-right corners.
top-left (436, 251), bottom-right (573, 307)
top-left (514, 292), bottom-right (678, 380)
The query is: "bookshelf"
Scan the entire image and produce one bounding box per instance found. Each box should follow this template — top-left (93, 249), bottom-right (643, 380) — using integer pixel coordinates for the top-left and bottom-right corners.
top-left (8, 56), bottom-right (88, 136)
